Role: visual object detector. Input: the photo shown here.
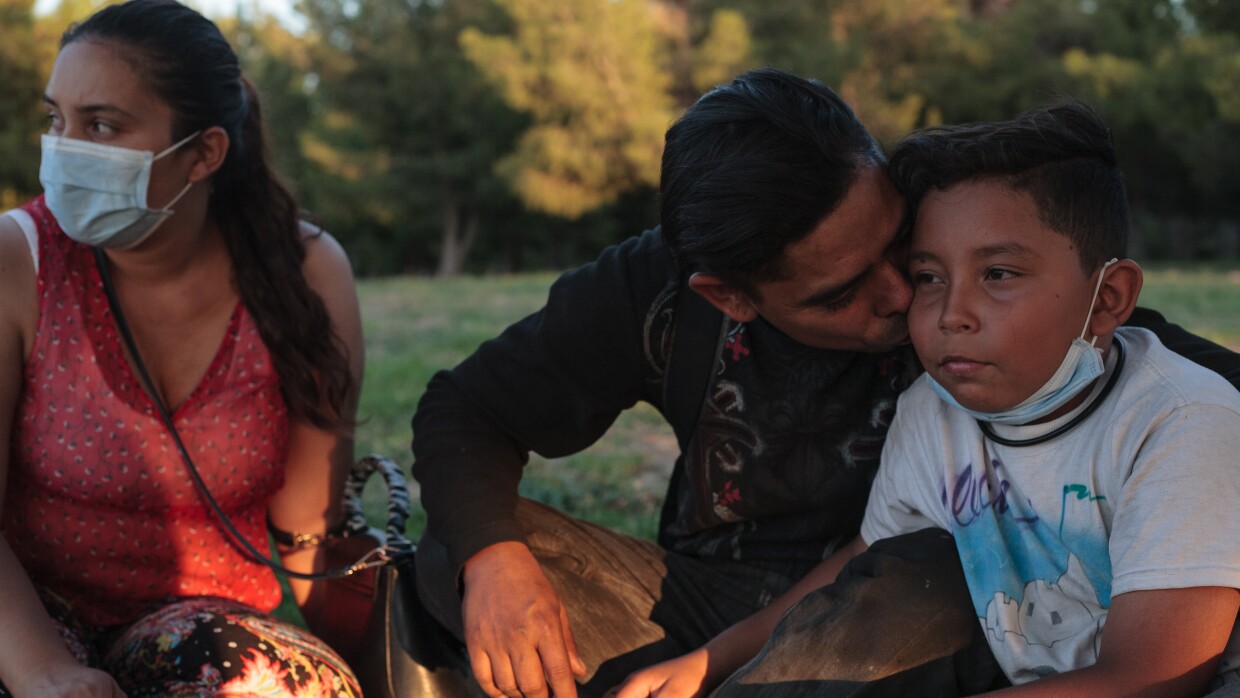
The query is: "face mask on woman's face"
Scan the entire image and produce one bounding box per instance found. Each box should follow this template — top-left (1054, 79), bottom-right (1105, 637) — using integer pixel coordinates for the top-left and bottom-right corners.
top-left (39, 131), bottom-right (199, 250)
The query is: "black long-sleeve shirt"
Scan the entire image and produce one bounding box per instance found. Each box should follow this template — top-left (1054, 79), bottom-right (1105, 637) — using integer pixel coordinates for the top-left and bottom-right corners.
top-left (412, 228), bottom-right (920, 577)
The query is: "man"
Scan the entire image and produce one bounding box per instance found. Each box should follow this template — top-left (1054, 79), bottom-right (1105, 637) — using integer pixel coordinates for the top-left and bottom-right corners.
top-left (411, 68), bottom-right (1240, 698)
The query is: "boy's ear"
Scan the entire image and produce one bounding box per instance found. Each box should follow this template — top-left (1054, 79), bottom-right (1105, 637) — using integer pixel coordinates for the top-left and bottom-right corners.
top-left (1086, 259), bottom-right (1143, 340)
top-left (688, 272), bottom-right (760, 323)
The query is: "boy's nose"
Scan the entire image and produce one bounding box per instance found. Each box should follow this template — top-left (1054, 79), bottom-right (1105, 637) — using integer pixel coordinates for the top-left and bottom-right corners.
top-left (938, 285), bottom-right (977, 332)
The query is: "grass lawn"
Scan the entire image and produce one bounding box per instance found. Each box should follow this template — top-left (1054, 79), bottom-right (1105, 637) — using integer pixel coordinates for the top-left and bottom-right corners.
top-left (353, 272), bottom-right (675, 543)
top-left (349, 263), bottom-right (1240, 542)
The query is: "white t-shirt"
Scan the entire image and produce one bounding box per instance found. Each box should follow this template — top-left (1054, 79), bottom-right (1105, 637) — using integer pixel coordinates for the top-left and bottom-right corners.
top-left (862, 327), bottom-right (1240, 686)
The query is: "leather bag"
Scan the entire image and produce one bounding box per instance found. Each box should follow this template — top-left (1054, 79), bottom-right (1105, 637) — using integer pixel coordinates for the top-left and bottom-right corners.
top-left (322, 455), bottom-right (479, 698)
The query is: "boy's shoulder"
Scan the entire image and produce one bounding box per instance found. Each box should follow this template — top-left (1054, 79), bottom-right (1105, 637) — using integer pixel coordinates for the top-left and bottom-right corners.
top-left (1114, 326), bottom-right (1240, 414)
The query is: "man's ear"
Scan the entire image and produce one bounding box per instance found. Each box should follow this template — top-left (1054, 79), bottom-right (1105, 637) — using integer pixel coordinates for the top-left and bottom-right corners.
top-left (687, 272), bottom-right (760, 323)
top-left (1087, 259), bottom-right (1143, 339)
top-left (187, 125), bottom-right (230, 183)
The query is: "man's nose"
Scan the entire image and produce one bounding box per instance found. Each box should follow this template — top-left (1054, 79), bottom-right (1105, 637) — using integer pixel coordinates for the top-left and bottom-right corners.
top-left (876, 260), bottom-right (913, 316)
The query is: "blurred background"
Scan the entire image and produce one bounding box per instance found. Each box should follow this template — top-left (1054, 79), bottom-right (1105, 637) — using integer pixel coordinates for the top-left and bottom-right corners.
top-left (3, 0), bottom-right (1239, 277)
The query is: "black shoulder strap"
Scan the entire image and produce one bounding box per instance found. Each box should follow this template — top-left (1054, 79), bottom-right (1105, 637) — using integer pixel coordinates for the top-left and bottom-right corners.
top-left (663, 279), bottom-right (727, 453)
top-left (657, 278), bottom-right (725, 546)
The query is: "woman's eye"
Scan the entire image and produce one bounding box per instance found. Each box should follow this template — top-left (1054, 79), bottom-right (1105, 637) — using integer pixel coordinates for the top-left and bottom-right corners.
top-left (911, 270), bottom-right (941, 286)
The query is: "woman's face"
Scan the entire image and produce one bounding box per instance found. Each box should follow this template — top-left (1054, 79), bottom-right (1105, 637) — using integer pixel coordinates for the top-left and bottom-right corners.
top-left (43, 40), bottom-right (194, 209)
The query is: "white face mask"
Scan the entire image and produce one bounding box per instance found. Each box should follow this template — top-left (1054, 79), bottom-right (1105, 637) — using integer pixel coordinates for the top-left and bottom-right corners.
top-left (927, 257), bottom-right (1119, 425)
top-left (39, 131), bottom-right (199, 250)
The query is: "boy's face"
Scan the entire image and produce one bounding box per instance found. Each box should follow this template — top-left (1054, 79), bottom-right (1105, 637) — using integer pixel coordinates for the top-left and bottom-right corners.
top-left (908, 179), bottom-right (1100, 414)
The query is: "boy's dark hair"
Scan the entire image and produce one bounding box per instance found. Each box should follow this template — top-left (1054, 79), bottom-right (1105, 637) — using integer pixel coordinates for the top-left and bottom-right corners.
top-left (660, 68), bottom-right (883, 292)
top-left (889, 101), bottom-right (1128, 272)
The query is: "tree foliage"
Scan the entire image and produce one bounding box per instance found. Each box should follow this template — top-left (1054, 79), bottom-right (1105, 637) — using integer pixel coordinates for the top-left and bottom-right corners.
top-left (0, 0), bottom-right (55, 208)
top-left (1, 0), bottom-right (1236, 271)
top-left (298, 0), bottom-right (530, 274)
top-left (458, 0), bottom-right (675, 219)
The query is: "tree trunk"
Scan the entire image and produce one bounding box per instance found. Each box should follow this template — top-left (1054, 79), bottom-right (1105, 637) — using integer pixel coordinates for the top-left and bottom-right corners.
top-left (436, 199), bottom-right (478, 277)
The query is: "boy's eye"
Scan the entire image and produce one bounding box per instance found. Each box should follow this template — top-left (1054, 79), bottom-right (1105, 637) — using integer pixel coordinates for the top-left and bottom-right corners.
top-left (983, 267), bottom-right (1017, 282)
top-left (911, 270), bottom-right (943, 286)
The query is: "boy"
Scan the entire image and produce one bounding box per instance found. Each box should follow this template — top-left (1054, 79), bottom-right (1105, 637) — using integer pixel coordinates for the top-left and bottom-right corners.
top-left (857, 102), bottom-right (1240, 695)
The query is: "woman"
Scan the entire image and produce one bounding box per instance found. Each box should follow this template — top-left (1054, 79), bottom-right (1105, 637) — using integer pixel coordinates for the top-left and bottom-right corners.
top-left (0, 1), bottom-right (365, 695)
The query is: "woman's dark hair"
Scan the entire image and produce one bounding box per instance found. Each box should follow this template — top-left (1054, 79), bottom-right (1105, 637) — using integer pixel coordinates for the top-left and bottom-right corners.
top-left (888, 100), bottom-right (1128, 272)
top-left (660, 68), bottom-right (884, 292)
top-left (63, 0), bottom-right (353, 430)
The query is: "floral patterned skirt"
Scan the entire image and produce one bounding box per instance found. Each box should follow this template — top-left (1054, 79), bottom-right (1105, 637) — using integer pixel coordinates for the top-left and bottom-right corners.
top-left (0, 594), bottom-right (361, 697)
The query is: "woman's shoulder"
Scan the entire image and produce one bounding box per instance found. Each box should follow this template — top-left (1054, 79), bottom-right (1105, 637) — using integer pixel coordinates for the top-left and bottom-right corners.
top-left (297, 221), bottom-right (358, 306)
top-left (0, 208), bottom-right (39, 364)
top-left (295, 220), bottom-right (362, 363)
top-left (298, 220), bottom-right (352, 280)
top-left (0, 209), bottom-right (37, 293)
top-left (0, 206), bottom-right (36, 259)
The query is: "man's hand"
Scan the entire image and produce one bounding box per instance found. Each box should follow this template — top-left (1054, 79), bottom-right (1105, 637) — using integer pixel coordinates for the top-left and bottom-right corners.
top-left (462, 541), bottom-right (587, 698)
top-left (607, 649), bottom-right (712, 698)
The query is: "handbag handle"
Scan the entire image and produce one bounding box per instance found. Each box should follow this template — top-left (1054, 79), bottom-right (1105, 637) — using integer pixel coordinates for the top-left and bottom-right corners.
top-left (92, 247), bottom-right (395, 580)
top-left (343, 453), bottom-right (414, 547)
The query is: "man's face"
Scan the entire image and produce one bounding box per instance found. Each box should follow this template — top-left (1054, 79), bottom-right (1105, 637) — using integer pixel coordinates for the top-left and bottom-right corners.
top-left (738, 164), bottom-right (913, 352)
top-left (907, 180), bottom-right (1100, 413)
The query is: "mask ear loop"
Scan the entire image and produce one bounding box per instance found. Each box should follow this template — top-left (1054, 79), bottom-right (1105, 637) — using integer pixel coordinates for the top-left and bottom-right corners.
top-left (1080, 257), bottom-right (1119, 346)
top-left (153, 130), bottom-right (202, 161)
top-left (153, 180), bottom-right (194, 213)
top-left (149, 130), bottom-right (202, 212)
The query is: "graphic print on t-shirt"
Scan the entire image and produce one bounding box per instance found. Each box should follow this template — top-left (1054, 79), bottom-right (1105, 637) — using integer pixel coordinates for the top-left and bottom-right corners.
top-left (943, 457), bottom-right (1113, 674)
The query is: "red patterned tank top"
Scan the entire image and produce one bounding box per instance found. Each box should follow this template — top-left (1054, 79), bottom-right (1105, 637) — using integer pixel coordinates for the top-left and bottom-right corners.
top-left (4, 196), bottom-right (287, 625)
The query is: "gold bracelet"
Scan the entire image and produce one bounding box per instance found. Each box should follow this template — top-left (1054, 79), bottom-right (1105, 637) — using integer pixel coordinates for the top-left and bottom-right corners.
top-left (266, 515), bottom-right (350, 550)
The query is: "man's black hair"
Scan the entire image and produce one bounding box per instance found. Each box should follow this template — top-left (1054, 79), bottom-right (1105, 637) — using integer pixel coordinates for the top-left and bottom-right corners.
top-left (659, 68), bottom-right (883, 291)
top-left (889, 101), bottom-right (1128, 271)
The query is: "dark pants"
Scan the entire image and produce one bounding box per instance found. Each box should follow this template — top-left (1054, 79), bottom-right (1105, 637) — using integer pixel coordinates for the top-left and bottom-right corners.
top-left (417, 499), bottom-right (1004, 697)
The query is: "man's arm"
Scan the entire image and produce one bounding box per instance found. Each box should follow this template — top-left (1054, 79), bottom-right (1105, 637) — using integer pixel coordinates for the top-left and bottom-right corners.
top-left (412, 229), bottom-right (676, 576)
top-left (986, 587), bottom-right (1240, 698)
top-left (411, 229), bottom-right (682, 698)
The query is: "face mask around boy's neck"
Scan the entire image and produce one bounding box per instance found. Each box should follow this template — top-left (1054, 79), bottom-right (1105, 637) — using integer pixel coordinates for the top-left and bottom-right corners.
top-left (927, 257), bottom-right (1119, 425)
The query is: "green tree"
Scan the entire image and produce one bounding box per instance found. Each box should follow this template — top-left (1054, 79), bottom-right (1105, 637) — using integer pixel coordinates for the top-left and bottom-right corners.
top-left (221, 14), bottom-right (318, 199)
top-left (459, 0), bottom-right (756, 220)
top-left (302, 0), bottom-right (528, 275)
top-left (0, 0), bottom-right (53, 208)
top-left (695, 0), bottom-right (841, 82)
top-left (459, 0), bottom-right (676, 219)
top-left (1184, 0), bottom-right (1239, 36)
